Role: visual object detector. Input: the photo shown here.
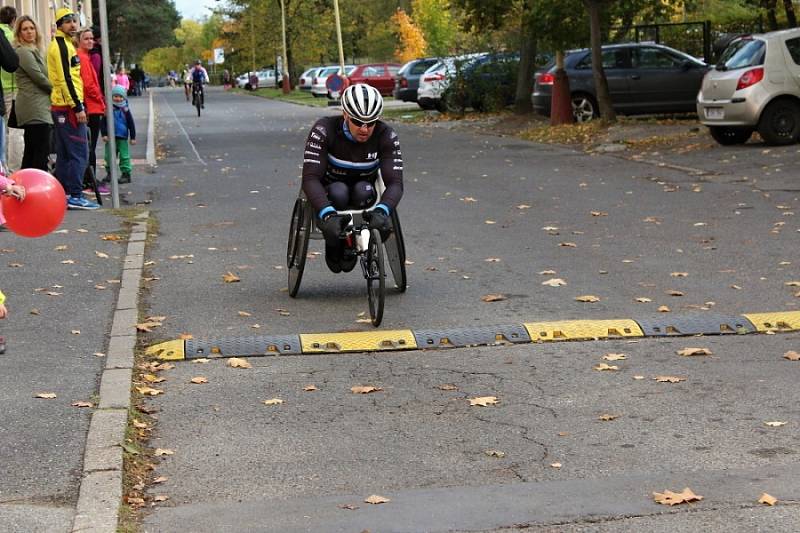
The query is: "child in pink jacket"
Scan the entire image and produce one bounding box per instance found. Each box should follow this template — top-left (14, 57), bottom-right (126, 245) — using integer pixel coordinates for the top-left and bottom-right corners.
top-left (0, 175), bottom-right (25, 354)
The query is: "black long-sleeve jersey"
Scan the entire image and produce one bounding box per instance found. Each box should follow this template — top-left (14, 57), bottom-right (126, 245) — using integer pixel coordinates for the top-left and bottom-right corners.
top-left (301, 116), bottom-right (403, 213)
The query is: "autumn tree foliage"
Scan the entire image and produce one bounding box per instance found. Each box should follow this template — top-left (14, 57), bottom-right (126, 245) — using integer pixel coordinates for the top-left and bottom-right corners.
top-left (392, 9), bottom-right (427, 63)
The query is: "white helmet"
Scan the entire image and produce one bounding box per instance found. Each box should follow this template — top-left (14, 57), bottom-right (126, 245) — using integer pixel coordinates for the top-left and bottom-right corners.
top-left (341, 83), bottom-right (383, 123)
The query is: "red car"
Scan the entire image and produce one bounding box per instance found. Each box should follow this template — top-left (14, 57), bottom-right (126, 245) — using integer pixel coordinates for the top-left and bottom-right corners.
top-left (347, 63), bottom-right (402, 96)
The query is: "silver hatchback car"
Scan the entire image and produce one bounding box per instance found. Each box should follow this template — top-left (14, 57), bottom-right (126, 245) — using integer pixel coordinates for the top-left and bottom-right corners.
top-left (698, 28), bottom-right (800, 145)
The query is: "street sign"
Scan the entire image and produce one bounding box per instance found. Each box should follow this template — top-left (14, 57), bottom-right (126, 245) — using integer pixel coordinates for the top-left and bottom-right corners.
top-left (326, 73), bottom-right (348, 99)
top-left (214, 48), bottom-right (225, 64)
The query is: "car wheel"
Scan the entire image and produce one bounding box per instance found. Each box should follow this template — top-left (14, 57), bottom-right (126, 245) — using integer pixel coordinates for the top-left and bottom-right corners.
top-left (708, 126), bottom-right (753, 146)
top-left (757, 98), bottom-right (800, 145)
top-left (571, 93), bottom-right (598, 123)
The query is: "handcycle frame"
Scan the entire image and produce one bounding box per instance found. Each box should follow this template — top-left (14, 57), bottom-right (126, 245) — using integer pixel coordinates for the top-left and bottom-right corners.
top-left (192, 82), bottom-right (204, 117)
top-left (287, 175), bottom-right (406, 327)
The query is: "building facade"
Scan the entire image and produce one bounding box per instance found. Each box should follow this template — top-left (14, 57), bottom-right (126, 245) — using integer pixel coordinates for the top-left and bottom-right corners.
top-left (1, 0), bottom-right (94, 38)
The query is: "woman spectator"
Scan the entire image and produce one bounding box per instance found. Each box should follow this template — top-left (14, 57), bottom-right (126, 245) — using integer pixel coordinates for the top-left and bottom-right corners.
top-left (75, 28), bottom-right (107, 193)
top-left (13, 15), bottom-right (51, 171)
top-left (113, 66), bottom-right (129, 94)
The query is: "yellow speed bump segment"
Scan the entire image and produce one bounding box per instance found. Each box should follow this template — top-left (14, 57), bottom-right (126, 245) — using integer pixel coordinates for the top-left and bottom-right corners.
top-left (300, 330), bottom-right (417, 354)
top-left (743, 311), bottom-right (800, 332)
top-left (145, 339), bottom-right (186, 360)
top-left (524, 319), bottom-right (643, 342)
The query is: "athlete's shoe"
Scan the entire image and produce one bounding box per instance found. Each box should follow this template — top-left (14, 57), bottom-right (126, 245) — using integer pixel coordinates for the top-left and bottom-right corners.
top-left (325, 243), bottom-right (343, 273)
top-left (67, 196), bottom-right (100, 210)
top-left (340, 249), bottom-right (358, 273)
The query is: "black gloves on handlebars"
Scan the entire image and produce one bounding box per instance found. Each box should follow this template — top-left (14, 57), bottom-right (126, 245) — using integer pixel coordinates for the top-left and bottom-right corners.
top-left (367, 205), bottom-right (391, 232)
top-left (318, 211), bottom-right (350, 243)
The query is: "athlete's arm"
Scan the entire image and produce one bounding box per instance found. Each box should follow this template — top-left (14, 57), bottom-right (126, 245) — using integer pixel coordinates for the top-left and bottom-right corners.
top-left (301, 121), bottom-right (332, 214)
top-left (377, 126), bottom-right (403, 211)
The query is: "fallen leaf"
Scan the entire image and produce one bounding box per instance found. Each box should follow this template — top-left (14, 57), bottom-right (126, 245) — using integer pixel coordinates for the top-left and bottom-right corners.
top-left (593, 363), bottom-right (619, 371)
top-left (227, 358), bottom-right (252, 368)
top-left (517, 204), bottom-right (531, 209)
top-left (654, 376), bottom-right (686, 383)
top-left (192, 358), bottom-right (210, 364)
top-left (263, 398), bottom-right (284, 406)
top-left (635, 297), bottom-right (652, 303)
top-left (136, 321), bottom-right (162, 332)
top-left (603, 353), bottom-right (627, 361)
top-left (468, 396), bottom-right (499, 406)
top-left (550, 462), bottom-right (562, 468)
top-left (303, 384), bottom-right (318, 392)
top-left (339, 503), bottom-right (359, 510)
top-left (132, 419), bottom-right (148, 429)
top-left (237, 311), bottom-right (252, 317)
top-left (559, 242), bottom-right (577, 248)
top-left (633, 375), bottom-right (645, 380)
top-left (542, 278), bottom-right (567, 287)
top-left (438, 384), bottom-right (458, 391)
top-left (76, 228), bottom-right (88, 233)
top-left (575, 295), bottom-right (600, 302)
top-left (785, 281), bottom-right (800, 287)
top-left (759, 493), bottom-right (777, 506)
top-left (142, 374), bottom-right (165, 383)
top-left (71, 401), bottom-right (94, 408)
top-left (670, 272), bottom-right (689, 277)
top-left (35, 392), bottom-right (57, 399)
top-left (101, 234), bottom-right (124, 241)
top-left (71, 330), bottom-right (81, 335)
top-left (168, 254), bottom-right (194, 260)
top-left (222, 271), bottom-right (240, 283)
top-left (351, 385), bottom-right (383, 394)
top-left (179, 333), bottom-right (193, 340)
top-left (666, 290), bottom-right (684, 296)
top-left (154, 448), bottom-right (174, 456)
top-left (126, 497), bottom-right (145, 505)
top-left (45, 291), bottom-right (62, 296)
top-left (481, 294), bottom-right (507, 302)
top-left (598, 414), bottom-right (618, 421)
top-left (94, 285), bottom-right (107, 290)
top-left (539, 270), bottom-right (557, 275)
top-left (764, 421), bottom-right (787, 427)
top-left (136, 386), bottom-right (163, 396)
top-left (153, 495), bottom-right (169, 502)
top-left (677, 347), bottom-right (712, 357)
top-left (485, 220), bottom-right (496, 224)
top-left (190, 376), bottom-right (208, 384)
top-left (658, 305), bottom-right (671, 313)
top-left (61, 259), bottom-right (75, 264)
top-left (484, 257), bottom-right (501, 262)
top-left (731, 284), bottom-right (742, 290)
top-left (783, 351), bottom-right (800, 361)
top-left (30, 308), bottom-right (40, 315)
top-left (153, 476), bottom-right (168, 484)
top-left (590, 211), bottom-right (608, 217)
top-left (365, 495), bottom-right (390, 505)
top-left (95, 251), bottom-right (109, 259)
top-left (653, 487), bottom-right (703, 506)
top-left (485, 449), bottom-right (505, 458)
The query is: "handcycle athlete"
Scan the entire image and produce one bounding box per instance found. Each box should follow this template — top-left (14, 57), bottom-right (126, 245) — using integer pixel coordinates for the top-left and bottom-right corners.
top-left (302, 83), bottom-right (403, 273)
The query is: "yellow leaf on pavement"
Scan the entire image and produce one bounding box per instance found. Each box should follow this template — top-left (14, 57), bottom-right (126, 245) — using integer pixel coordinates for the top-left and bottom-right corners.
top-left (654, 376), bottom-right (686, 383)
top-left (468, 396), bottom-right (499, 406)
top-left (303, 384), bottom-right (318, 392)
top-left (538, 270), bottom-right (557, 275)
top-left (598, 414), bottom-right (618, 421)
top-left (759, 493), bottom-right (777, 506)
top-left (575, 295), bottom-right (600, 302)
top-left (635, 297), bottom-right (652, 303)
top-left (485, 449), bottom-right (505, 457)
top-left (653, 487), bottom-right (703, 506)
top-left (764, 421), bottom-right (787, 427)
top-left (71, 401), bottom-right (94, 408)
top-left (35, 392), bottom-right (57, 399)
top-left (542, 278), bottom-right (567, 287)
top-left (658, 305), bottom-right (671, 312)
top-left (666, 290), bottom-right (684, 296)
top-left (783, 351), bottom-right (800, 361)
top-left (263, 398), bottom-right (283, 406)
top-left (677, 347), bottom-right (712, 357)
top-left (190, 376), bottom-right (208, 384)
top-left (95, 251), bottom-right (109, 259)
top-left (481, 293), bottom-right (507, 302)
top-left (593, 363), bottom-right (618, 371)
top-left (559, 242), bottom-right (577, 248)
top-left (670, 272), bottom-right (689, 277)
top-left (438, 384), bottom-right (458, 391)
top-left (603, 353), bottom-right (627, 361)
top-left (227, 358), bottom-right (252, 369)
top-left (222, 271), bottom-right (240, 283)
top-left (154, 448), bottom-right (174, 456)
top-left (237, 310), bottom-right (252, 317)
top-left (153, 495), bottom-right (169, 502)
top-left (365, 494), bottom-right (390, 504)
top-left (351, 385), bottom-right (383, 394)
top-left (136, 386), bottom-right (163, 396)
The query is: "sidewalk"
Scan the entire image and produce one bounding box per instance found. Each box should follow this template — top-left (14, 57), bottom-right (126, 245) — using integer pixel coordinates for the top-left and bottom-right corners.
top-left (0, 91), bottom-right (154, 532)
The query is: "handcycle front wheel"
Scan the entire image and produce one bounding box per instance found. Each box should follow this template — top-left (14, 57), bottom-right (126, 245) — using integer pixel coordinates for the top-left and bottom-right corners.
top-left (287, 197), bottom-right (311, 297)
top-left (365, 228), bottom-right (385, 327)
top-left (384, 209), bottom-right (406, 292)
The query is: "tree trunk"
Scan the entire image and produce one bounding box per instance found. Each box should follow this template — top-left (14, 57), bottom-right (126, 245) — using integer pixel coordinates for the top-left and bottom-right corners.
top-left (764, 0), bottom-right (779, 31)
top-left (784, 0), bottom-right (798, 27)
top-left (583, 0), bottom-right (615, 123)
top-left (514, 17), bottom-right (536, 114)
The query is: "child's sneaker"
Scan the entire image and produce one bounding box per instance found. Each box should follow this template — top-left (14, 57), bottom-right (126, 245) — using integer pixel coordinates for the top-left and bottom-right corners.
top-left (67, 196), bottom-right (101, 210)
top-left (119, 172), bottom-right (131, 184)
top-left (98, 183), bottom-right (111, 195)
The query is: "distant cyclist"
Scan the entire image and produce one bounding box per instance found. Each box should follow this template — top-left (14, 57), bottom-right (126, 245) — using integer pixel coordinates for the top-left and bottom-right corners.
top-left (302, 83), bottom-right (404, 273)
top-left (189, 60), bottom-right (208, 107)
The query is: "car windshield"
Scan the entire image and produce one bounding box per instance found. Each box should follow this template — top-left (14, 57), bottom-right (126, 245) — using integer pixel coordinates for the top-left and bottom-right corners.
top-left (716, 38), bottom-right (765, 70)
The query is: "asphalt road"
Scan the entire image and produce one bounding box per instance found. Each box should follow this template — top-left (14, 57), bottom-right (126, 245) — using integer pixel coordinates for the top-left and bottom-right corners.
top-left (135, 87), bottom-right (800, 532)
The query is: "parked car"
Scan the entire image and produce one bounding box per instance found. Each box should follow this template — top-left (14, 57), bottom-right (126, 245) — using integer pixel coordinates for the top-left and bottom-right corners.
top-left (298, 67), bottom-right (323, 91)
top-left (698, 29), bottom-right (800, 145)
top-left (236, 69), bottom-right (282, 90)
top-left (393, 58), bottom-right (439, 102)
top-left (417, 53), bottom-right (487, 111)
top-left (347, 63), bottom-right (402, 95)
top-left (311, 65), bottom-right (355, 98)
top-left (532, 43), bottom-right (709, 122)
top-left (444, 53), bottom-right (520, 111)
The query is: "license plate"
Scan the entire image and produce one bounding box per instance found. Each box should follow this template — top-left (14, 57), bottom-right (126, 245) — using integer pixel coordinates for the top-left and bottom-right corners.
top-left (705, 107), bottom-right (724, 119)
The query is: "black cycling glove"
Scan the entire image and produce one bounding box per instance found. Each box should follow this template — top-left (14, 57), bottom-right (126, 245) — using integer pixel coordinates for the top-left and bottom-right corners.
top-left (368, 204), bottom-right (391, 232)
top-left (318, 211), bottom-right (350, 243)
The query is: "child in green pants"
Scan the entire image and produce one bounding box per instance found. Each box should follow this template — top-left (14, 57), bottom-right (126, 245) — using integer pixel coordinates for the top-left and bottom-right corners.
top-left (101, 85), bottom-right (137, 184)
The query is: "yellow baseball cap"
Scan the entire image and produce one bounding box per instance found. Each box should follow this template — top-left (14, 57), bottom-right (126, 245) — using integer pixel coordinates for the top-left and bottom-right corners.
top-left (55, 7), bottom-right (76, 25)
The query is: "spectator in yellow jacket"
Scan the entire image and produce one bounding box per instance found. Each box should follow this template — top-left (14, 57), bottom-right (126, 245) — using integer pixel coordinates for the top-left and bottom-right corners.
top-left (47, 7), bottom-right (98, 210)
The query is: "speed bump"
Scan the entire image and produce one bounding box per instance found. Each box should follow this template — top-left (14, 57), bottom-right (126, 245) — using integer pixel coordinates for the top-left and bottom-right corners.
top-left (742, 311), bottom-right (800, 332)
top-left (300, 330), bottom-right (417, 353)
top-left (144, 340), bottom-right (185, 361)
top-left (523, 319), bottom-right (643, 342)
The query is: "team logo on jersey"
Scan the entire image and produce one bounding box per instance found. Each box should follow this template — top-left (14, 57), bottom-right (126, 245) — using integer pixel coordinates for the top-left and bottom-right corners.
top-left (367, 152), bottom-right (378, 160)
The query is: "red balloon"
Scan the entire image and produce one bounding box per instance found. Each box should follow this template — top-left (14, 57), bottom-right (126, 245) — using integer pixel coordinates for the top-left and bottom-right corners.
top-left (1, 169), bottom-right (66, 238)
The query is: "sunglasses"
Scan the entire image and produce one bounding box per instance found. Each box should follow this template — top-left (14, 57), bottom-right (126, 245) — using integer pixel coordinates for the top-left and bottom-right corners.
top-left (349, 116), bottom-right (377, 128)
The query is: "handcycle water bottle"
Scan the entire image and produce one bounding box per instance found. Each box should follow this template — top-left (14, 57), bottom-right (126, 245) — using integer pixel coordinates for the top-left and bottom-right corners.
top-left (354, 227), bottom-right (371, 252)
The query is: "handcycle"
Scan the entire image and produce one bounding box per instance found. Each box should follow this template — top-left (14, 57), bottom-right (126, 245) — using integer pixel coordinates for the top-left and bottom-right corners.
top-left (286, 178), bottom-right (406, 327)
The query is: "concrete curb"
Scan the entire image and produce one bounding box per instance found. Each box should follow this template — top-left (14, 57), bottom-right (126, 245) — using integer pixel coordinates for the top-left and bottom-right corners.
top-left (72, 211), bottom-right (149, 533)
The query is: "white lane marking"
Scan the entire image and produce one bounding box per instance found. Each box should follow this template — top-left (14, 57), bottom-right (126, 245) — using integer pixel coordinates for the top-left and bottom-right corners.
top-left (162, 92), bottom-right (207, 166)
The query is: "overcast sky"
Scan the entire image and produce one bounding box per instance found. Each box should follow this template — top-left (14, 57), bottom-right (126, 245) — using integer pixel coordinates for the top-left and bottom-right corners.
top-left (173, 0), bottom-right (214, 21)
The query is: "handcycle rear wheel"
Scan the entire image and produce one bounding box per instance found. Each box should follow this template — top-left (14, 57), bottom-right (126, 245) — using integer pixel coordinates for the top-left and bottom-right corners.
top-left (287, 197), bottom-right (310, 297)
top-left (384, 209), bottom-right (406, 292)
top-left (365, 228), bottom-right (385, 326)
